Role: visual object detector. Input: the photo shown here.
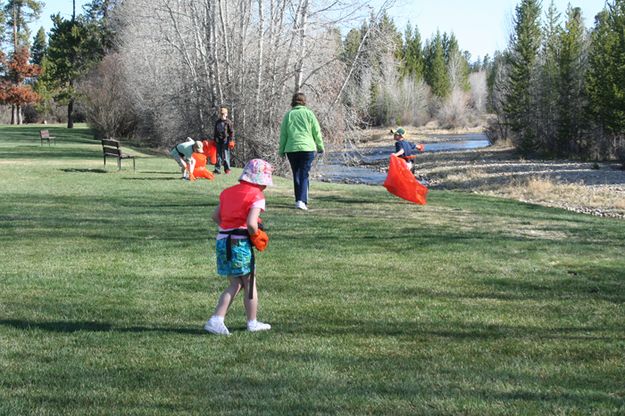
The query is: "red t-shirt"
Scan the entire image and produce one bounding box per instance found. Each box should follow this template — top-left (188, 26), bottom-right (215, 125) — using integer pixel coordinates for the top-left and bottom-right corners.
top-left (219, 182), bottom-right (265, 230)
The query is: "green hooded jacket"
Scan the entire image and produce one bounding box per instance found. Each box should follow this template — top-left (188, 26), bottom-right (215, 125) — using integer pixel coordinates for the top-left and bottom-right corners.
top-left (279, 105), bottom-right (324, 155)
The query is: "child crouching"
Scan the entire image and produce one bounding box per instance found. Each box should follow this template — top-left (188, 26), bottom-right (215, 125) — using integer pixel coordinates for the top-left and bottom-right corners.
top-left (204, 159), bottom-right (273, 335)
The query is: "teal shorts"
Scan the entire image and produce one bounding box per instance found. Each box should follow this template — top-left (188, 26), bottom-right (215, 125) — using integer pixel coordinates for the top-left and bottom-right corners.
top-left (216, 238), bottom-right (253, 277)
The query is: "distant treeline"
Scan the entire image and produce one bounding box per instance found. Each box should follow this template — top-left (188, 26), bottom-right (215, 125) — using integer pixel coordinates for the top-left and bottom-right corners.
top-left (489, 0), bottom-right (625, 161)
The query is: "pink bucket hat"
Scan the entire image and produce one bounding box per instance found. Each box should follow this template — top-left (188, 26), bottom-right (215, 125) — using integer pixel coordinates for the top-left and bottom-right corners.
top-left (239, 159), bottom-right (274, 186)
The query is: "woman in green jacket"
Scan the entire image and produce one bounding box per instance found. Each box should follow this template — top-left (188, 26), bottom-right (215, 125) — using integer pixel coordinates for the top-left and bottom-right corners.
top-left (278, 93), bottom-right (324, 211)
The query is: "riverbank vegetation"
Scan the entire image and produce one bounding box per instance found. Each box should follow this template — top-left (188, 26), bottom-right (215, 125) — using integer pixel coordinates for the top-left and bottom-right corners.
top-left (1, 125), bottom-right (624, 415)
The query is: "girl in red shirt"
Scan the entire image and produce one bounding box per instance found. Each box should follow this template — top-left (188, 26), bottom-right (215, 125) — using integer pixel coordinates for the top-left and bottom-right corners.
top-left (204, 159), bottom-right (273, 335)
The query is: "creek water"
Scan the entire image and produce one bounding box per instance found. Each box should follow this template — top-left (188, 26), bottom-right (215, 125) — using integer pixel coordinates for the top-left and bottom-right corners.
top-left (316, 132), bottom-right (491, 185)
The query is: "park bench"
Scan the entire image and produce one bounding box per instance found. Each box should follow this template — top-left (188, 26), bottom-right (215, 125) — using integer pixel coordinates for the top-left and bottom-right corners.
top-left (101, 138), bottom-right (136, 171)
top-left (40, 130), bottom-right (56, 146)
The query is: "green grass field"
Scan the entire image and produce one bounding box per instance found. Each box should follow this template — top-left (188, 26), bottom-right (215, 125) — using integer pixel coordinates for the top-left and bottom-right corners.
top-left (1, 124), bottom-right (624, 415)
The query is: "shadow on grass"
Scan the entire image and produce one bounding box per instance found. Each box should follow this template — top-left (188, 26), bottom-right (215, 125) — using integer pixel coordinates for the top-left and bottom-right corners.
top-left (3, 318), bottom-right (623, 342)
top-left (0, 319), bottom-right (204, 336)
top-left (276, 319), bottom-right (625, 342)
top-left (0, 150), bottom-right (100, 159)
top-left (61, 168), bottom-right (108, 174)
top-left (122, 177), bottom-right (181, 181)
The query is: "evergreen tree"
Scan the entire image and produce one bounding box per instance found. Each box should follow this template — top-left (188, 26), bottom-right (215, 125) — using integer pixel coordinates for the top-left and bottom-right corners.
top-left (30, 25), bottom-right (46, 65)
top-left (443, 32), bottom-right (470, 91)
top-left (424, 31), bottom-right (451, 98)
top-left (378, 12), bottom-right (403, 63)
top-left (42, 14), bottom-right (99, 128)
top-left (400, 22), bottom-right (423, 80)
top-left (537, 0), bottom-right (561, 154)
top-left (504, 0), bottom-right (542, 154)
top-left (3, 0), bottom-right (43, 48)
top-left (82, 0), bottom-right (120, 55)
top-left (342, 27), bottom-right (362, 63)
top-left (587, 1), bottom-right (625, 135)
top-left (557, 6), bottom-right (587, 156)
top-left (488, 50), bottom-right (512, 139)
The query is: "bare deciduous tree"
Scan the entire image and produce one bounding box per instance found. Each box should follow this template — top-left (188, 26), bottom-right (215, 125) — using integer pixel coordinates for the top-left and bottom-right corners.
top-left (115, 0), bottom-right (390, 170)
top-left (78, 53), bottom-right (137, 140)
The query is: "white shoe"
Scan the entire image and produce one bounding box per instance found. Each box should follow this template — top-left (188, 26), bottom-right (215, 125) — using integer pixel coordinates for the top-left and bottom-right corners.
top-left (247, 320), bottom-right (271, 332)
top-left (295, 201), bottom-right (308, 211)
top-left (204, 318), bottom-right (230, 335)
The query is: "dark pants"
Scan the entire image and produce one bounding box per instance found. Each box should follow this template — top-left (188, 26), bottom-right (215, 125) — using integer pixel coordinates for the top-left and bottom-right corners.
top-left (287, 151), bottom-right (315, 204)
top-left (215, 141), bottom-right (230, 172)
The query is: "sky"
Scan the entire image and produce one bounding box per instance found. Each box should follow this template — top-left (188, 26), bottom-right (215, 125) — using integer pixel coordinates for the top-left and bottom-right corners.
top-left (377, 0), bottom-right (607, 61)
top-left (32, 0), bottom-right (90, 34)
top-left (35, 0), bottom-right (608, 62)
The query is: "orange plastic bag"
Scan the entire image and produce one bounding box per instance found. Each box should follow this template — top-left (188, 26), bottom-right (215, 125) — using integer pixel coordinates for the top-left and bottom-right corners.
top-left (203, 140), bottom-right (217, 165)
top-left (383, 155), bottom-right (428, 204)
top-left (191, 153), bottom-right (214, 180)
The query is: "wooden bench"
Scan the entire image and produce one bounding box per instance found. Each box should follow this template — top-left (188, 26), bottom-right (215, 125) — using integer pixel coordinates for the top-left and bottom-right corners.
top-left (101, 139), bottom-right (136, 171)
top-left (40, 130), bottom-right (56, 146)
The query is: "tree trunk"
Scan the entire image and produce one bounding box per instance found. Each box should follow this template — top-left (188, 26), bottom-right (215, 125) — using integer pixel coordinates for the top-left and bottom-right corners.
top-left (254, 0), bottom-right (264, 123)
top-left (294, 0), bottom-right (310, 92)
top-left (68, 98), bottom-right (75, 128)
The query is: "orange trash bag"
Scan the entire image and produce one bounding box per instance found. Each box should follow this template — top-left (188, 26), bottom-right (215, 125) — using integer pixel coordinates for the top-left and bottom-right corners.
top-left (191, 153), bottom-right (214, 180)
top-left (203, 140), bottom-right (217, 165)
top-left (383, 155), bottom-right (428, 205)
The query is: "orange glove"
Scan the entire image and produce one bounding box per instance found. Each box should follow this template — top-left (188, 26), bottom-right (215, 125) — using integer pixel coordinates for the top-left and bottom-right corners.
top-left (228, 140), bottom-right (235, 150)
top-left (416, 144), bottom-right (425, 153)
top-left (189, 173), bottom-right (196, 181)
top-left (250, 229), bottom-right (269, 251)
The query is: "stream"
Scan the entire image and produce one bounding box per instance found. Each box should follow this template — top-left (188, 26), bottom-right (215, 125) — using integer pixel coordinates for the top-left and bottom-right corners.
top-left (316, 133), bottom-right (491, 185)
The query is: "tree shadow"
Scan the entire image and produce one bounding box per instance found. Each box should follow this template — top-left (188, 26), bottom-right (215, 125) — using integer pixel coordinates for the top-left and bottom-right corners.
top-left (0, 319), bottom-right (204, 336)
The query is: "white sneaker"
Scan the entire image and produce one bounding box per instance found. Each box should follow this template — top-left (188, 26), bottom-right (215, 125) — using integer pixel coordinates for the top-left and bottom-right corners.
top-left (204, 318), bottom-right (230, 335)
top-left (247, 321), bottom-right (271, 332)
top-left (295, 201), bottom-right (308, 211)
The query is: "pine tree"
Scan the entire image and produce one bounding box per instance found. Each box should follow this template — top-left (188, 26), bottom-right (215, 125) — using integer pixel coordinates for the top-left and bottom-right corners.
top-left (424, 31), bottom-right (451, 98)
top-left (537, 0), bottom-right (561, 154)
top-left (400, 22), bottom-right (424, 80)
top-left (342, 28), bottom-right (362, 63)
top-left (82, 0), bottom-right (119, 55)
top-left (42, 14), bottom-right (98, 128)
top-left (557, 6), bottom-right (587, 156)
top-left (443, 32), bottom-right (470, 91)
top-left (30, 26), bottom-right (46, 65)
top-left (504, 0), bottom-right (542, 154)
top-left (587, 1), bottom-right (625, 135)
top-left (3, 0), bottom-right (43, 48)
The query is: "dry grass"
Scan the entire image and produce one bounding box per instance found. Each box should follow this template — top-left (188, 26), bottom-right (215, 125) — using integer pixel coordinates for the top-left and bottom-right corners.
top-left (481, 176), bottom-right (625, 218)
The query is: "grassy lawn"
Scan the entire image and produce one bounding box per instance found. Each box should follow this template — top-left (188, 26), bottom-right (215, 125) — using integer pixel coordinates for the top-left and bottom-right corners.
top-left (0, 124), bottom-right (624, 415)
